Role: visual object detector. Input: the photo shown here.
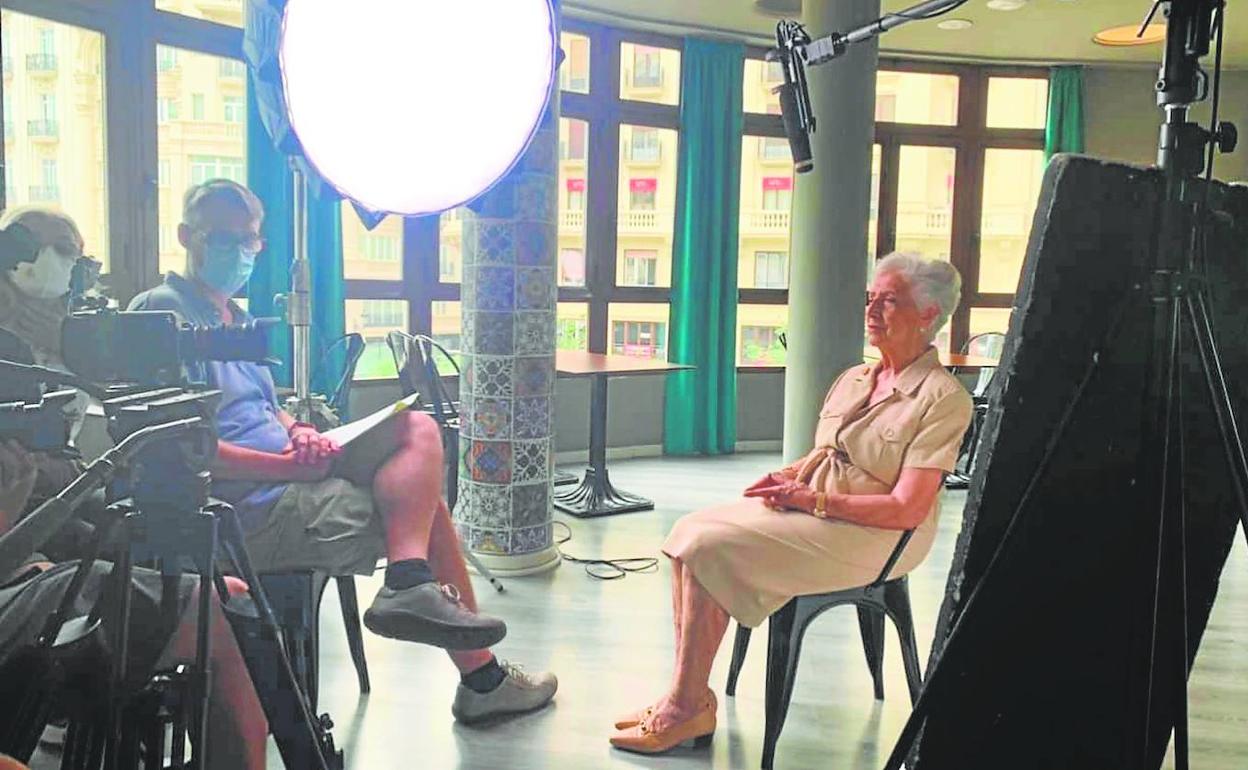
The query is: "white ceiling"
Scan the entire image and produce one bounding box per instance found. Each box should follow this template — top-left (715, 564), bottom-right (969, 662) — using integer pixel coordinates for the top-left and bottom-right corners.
top-left (564, 0), bottom-right (1248, 68)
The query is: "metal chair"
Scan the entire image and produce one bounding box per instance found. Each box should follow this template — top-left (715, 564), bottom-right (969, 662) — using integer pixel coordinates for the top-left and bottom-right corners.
top-left (947, 331), bottom-right (1006, 489)
top-left (724, 531), bottom-right (923, 770)
top-left (386, 331), bottom-right (504, 593)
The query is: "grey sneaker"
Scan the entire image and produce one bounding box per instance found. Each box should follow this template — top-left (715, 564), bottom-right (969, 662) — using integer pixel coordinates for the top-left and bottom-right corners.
top-left (364, 583), bottom-right (507, 650)
top-left (452, 661), bottom-right (558, 724)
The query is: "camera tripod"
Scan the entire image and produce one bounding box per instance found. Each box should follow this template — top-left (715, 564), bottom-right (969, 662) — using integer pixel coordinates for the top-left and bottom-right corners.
top-left (881, 2), bottom-right (1247, 768)
top-left (1, 391), bottom-right (343, 770)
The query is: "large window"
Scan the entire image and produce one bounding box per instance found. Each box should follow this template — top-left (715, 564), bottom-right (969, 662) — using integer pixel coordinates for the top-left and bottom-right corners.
top-left (743, 53), bottom-right (1049, 355)
top-left (0, 10), bottom-right (109, 267)
top-left (157, 46), bottom-right (248, 276)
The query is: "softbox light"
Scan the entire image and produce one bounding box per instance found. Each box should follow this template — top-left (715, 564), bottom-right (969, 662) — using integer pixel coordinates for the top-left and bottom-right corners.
top-left (279, 0), bottom-right (558, 216)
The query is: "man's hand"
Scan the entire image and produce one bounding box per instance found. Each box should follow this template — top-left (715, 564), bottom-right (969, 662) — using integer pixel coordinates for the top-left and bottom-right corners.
top-left (0, 440), bottom-right (38, 524)
top-left (281, 449), bottom-right (334, 483)
top-left (287, 425), bottom-right (342, 466)
top-left (743, 479), bottom-right (818, 514)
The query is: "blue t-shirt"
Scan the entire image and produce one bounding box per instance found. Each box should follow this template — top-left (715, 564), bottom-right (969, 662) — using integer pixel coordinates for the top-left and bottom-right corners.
top-left (127, 273), bottom-right (288, 530)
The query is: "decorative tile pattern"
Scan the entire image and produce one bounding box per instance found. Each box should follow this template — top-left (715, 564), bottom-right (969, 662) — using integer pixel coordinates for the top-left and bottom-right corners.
top-left (515, 311), bottom-right (555, 355)
top-left (511, 524), bottom-right (553, 555)
top-left (454, 104), bottom-right (557, 562)
top-left (515, 222), bottom-right (555, 267)
top-left (514, 355), bottom-right (555, 397)
top-left (471, 398), bottom-right (511, 441)
top-left (474, 312), bottom-right (515, 356)
top-left (472, 356), bottom-right (514, 398)
top-left (513, 396), bottom-right (550, 439)
top-left (468, 440), bottom-right (512, 484)
top-left (475, 266), bottom-right (515, 312)
top-left (512, 440), bottom-right (549, 484)
top-left (511, 483), bottom-right (550, 529)
top-left (516, 268), bottom-right (555, 311)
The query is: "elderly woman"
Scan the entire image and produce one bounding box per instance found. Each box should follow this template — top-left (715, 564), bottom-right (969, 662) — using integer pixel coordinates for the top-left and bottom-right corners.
top-left (610, 253), bottom-right (974, 754)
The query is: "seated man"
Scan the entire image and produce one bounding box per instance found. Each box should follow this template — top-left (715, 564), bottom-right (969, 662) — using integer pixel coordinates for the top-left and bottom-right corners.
top-left (0, 440), bottom-right (268, 770)
top-left (129, 179), bottom-right (556, 723)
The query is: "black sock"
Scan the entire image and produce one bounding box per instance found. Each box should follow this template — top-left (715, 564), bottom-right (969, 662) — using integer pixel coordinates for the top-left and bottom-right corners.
top-left (461, 658), bottom-right (506, 693)
top-left (385, 558), bottom-right (435, 590)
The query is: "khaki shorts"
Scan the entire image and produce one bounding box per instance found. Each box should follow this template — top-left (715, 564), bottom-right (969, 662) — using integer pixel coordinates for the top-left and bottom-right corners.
top-left (243, 478), bottom-right (386, 576)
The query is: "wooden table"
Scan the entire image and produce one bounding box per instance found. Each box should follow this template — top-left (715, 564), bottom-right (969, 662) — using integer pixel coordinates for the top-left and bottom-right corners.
top-left (554, 351), bottom-right (693, 518)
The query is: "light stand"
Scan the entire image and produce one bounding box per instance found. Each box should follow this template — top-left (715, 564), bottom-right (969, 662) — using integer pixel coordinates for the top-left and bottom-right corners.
top-left (281, 163), bottom-right (335, 427)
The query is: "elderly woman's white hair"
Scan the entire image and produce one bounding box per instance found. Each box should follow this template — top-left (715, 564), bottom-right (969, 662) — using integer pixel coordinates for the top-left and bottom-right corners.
top-left (873, 252), bottom-right (962, 342)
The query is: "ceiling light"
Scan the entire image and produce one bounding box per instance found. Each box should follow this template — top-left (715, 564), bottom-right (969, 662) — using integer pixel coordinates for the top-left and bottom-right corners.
top-left (986, 0), bottom-right (1027, 10)
top-left (937, 18), bottom-right (974, 30)
top-left (1094, 23), bottom-right (1167, 46)
top-left (280, 0), bottom-right (557, 216)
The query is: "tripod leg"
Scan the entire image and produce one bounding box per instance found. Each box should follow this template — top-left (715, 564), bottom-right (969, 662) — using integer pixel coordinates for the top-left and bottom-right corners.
top-left (1186, 292), bottom-right (1248, 544)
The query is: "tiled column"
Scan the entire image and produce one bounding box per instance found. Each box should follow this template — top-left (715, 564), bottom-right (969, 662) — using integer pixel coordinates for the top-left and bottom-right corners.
top-left (454, 93), bottom-right (561, 576)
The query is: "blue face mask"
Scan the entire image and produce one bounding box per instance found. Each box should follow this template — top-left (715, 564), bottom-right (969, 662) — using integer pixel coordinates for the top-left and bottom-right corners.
top-left (195, 244), bottom-right (257, 296)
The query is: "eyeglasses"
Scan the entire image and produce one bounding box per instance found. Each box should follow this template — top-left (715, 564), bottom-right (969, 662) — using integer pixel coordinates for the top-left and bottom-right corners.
top-left (197, 230), bottom-right (265, 253)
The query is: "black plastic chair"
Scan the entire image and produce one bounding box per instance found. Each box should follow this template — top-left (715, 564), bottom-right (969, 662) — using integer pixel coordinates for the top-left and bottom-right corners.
top-left (724, 530), bottom-right (923, 770)
top-left (386, 331), bottom-right (504, 592)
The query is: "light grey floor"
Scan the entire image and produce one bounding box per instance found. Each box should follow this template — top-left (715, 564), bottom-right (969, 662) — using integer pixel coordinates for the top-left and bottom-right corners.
top-left (296, 454), bottom-right (1248, 770)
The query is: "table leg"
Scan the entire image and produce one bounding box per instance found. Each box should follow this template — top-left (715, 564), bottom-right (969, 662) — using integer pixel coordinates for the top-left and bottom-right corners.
top-left (554, 373), bottom-right (654, 517)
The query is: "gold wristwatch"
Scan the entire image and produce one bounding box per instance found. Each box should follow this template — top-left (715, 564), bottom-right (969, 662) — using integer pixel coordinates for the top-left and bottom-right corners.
top-left (813, 492), bottom-right (828, 519)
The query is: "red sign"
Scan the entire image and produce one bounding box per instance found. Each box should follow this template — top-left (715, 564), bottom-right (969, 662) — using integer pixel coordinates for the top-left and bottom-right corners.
top-left (566, 178), bottom-right (586, 192)
top-left (629, 178), bottom-right (657, 193)
top-left (762, 176), bottom-right (792, 191)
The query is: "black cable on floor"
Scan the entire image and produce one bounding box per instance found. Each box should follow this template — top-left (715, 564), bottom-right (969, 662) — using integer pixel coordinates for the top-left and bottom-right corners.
top-left (552, 521), bottom-right (658, 581)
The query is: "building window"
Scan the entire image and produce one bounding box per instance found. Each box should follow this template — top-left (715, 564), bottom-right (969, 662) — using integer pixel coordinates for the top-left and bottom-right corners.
top-left (628, 127), bottom-right (661, 162)
top-left (158, 160), bottom-right (171, 187)
top-left (560, 119), bottom-right (587, 161)
top-left (612, 320), bottom-right (667, 357)
top-left (754, 251), bottom-right (788, 289)
top-left (762, 186), bottom-right (792, 211)
top-left (628, 179), bottom-right (656, 210)
top-left (622, 249), bottom-right (658, 287)
top-left (439, 243), bottom-right (460, 282)
top-left (760, 137), bottom-right (790, 161)
top-left (362, 234), bottom-right (399, 262)
top-left (192, 93), bottom-right (205, 121)
top-left (631, 45), bottom-right (663, 88)
top-left (190, 155), bottom-right (245, 185)
top-left (38, 93), bottom-right (56, 120)
top-left (37, 28), bottom-right (55, 56)
top-left (559, 248), bottom-right (586, 287)
top-left (566, 186), bottom-right (585, 211)
top-left (158, 98), bottom-right (179, 122)
top-left (740, 326), bottom-right (786, 366)
top-left (557, 317), bottom-right (588, 350)
top-left (158, 47), bottom-right (178, 72)
top-left (360, 300), bottom-right (405, 328)
top-left (223, 96), bottom-right (244, 123)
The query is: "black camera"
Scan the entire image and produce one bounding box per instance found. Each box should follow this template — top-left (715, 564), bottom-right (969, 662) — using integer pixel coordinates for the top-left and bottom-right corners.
top-left (62, 309), bottom-right (276, 386)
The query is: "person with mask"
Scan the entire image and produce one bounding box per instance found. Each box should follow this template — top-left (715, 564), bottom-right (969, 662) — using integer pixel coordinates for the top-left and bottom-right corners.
top-left (128, 179), bottom-right (557, 725)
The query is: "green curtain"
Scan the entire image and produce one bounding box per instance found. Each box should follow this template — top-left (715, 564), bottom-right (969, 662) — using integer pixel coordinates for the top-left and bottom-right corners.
top-left (663, 39), bottom-right (744, 456)
top-left (1045, 66), bottom-right (1085, 161)
top-left (245, 80), bottom-right (347, 404)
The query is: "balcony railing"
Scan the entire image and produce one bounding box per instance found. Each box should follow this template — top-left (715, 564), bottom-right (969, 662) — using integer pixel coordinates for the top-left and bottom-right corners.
top-left (29, 185), bottom-right (61, 202)
top-left (981, 206), bottom-right (1032, 238)
top-left (28, 119), bottom-right (59, 138)
top-left (740, 210), bottom-right (791, 234)
top-left (26, 53), bottom-right (58, 73)
top-left (618, 209), bottom-right (668, 233)
top-left (625, 144), bottom-right (662, 163)
top-left (559, 209), bottom-right (585, 232)
top-left (895, 205), bottom-right (951, 237)
top-left (626, 67), bottom-right (664, 89)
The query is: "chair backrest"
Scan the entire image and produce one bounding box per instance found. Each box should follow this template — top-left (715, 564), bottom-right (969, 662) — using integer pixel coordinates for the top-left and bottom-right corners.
top-left (314, 333), bottom-right (366, 415)
top-left (870, 529), bottom-right (916, 587)
top-left (385, 330), bottom-right (459, 423)
top-left (961, 332), bottom-right (1005, 398)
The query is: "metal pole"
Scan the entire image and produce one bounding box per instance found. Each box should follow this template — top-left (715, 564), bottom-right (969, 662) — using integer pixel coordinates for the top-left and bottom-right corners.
top-left (290, 162), bottom-right (312, 421)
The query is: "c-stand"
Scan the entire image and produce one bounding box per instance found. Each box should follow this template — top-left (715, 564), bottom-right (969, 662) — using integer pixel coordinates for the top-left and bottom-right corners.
top-left (0, 369), bottom-right (344, 770)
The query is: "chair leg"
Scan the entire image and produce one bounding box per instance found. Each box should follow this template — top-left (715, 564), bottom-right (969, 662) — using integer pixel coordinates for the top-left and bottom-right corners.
top-left (857, 605), bottom-right (886, 700)
top-left (884, 579), bottom-right (923, 705)
top-left (336, 576), bottom-right (371, 694)
top-left (762, 600), bottom-right (803, 770)
top-left (725, 624), bottom-right (752, 696)
top-left (462, 545), bottom-right (505, 593)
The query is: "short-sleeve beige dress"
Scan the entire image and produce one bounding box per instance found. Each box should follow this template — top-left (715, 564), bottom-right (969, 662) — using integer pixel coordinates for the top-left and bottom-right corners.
top-left (662, 347), bottom-right (974, 628)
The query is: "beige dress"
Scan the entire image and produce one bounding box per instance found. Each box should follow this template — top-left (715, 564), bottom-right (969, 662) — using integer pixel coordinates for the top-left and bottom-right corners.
top-left (662, 348), bottom-right (974, 627)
